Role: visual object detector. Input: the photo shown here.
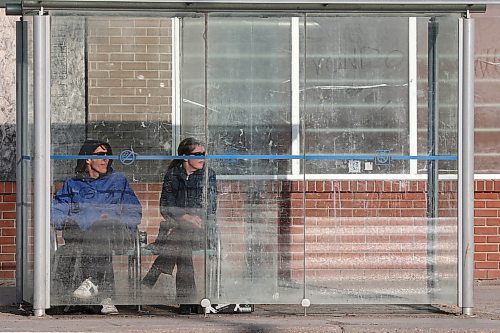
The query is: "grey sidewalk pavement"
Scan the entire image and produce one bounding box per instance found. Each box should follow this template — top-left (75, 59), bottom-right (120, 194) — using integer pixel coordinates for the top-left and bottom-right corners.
top-left (1, 280), bottom-right (499, 333)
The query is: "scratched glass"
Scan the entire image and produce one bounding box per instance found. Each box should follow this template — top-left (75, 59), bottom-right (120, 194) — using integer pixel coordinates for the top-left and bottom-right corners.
top-left (416, 17), bottom-right (460, 176)
top-left (181, 14), bottom-right (303, 304)
top-left (48, 13), bottom-right (179, 306)
top-left (21, 14), bottom-right (35, 305)
top-left (181, 16), bottom-right (293, 176)
top-left (25, 10), bottom-right (460, 310)
top-left (302, 16), bottom-right (410, 175)
top-left (303, 15), bottom-right (459, 305)
top-left (474, 14), bottom-right (500, 173)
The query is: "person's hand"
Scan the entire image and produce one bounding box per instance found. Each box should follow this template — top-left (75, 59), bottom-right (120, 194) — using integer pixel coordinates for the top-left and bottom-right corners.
top-left (181, 214), bottom-right (203, 229)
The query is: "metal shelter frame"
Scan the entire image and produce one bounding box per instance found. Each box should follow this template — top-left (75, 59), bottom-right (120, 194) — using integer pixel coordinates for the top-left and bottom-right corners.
top-left (5, 0), bottom-right (479, 317)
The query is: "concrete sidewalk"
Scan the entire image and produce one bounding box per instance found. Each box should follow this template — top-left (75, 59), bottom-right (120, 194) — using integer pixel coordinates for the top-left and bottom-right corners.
top-left (1, 281), bottom-right (499, 333)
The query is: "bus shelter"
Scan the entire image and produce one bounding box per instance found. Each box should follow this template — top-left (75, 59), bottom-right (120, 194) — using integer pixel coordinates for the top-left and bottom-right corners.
top-left (10, 0), bottom-right (479, 316)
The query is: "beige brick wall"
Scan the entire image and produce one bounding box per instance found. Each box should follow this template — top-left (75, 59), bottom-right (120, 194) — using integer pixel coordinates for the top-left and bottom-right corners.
top-left (87, 17), bottom-right (173, 123)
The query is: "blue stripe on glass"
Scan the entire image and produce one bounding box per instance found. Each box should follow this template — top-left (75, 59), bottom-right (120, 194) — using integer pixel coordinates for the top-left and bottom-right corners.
top-left (50, 154), bottom-right (458, 161)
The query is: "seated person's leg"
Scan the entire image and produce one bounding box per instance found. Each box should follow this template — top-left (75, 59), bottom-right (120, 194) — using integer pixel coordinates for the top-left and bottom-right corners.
top-left (142, 255), bottom-right (176, 287)
top-left (142, 226), bottom-right (181, 287)
top-left (75, 252), bottom-right (113, 299)
top-left (53, 219), bottom-right (86, 298)
top-left (72, 220), bottom-right (118, 314)
top-left (176, 246), bottom-right (196, 305)
top-left (51, 244), bottom-right (83, 300)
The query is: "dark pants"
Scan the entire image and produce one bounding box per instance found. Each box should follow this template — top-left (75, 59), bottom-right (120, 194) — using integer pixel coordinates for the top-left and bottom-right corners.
top-left (143, 226), bottom-right (197, 303)
top-left (52, 219), bottom-right (132, 301)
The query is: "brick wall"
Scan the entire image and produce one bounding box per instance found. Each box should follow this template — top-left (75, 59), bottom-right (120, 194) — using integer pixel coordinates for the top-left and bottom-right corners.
top-left (85, 16), bottom-right (174, 179)
top-left (474, 180), bottom-right (500, 279)
top-left (212, 180), bottom-right (458, 290)
top-left (1, 180), bottom-right (499, 285)
top-left (86, 17), bottom-right (172, 124)
top-left (51, 17), bottom-right (174, 183)
top-left (0, 182), bottom-right (16, 280)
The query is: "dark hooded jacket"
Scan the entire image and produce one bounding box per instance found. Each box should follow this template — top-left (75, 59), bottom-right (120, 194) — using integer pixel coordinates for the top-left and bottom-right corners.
top-left (159, 163), bottom-right (217, 223)
top-left (51, 139), bottom-right (142, 232)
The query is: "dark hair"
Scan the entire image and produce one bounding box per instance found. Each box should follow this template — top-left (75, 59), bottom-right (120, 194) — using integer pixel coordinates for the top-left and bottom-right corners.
top-left (75, 139), bottom-right (113, 177)
top-left (168, 137), bottom-right (204, 170)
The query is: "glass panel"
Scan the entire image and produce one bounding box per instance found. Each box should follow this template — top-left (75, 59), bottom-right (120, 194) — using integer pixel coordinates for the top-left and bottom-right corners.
top-left (49, 13), bottom-right (177, 306)
top-left (23, 16), bottom-right (35, 304)
top-left (183, 15), bottom-right (293, 176)
top-left (50, 15), bottom-right (87, 305)
top-left (183, 14), bottom-right (304, 304)
top-left (36, 9), bottom-right (460, 309)
top-left (304, 16), bottom-right (410, 175)
top-left (179, 16), bottom-right (205, 139)
top-left (416, 16), bottom-right (460, 174)
top-left (472, 7), bottom-right (500, 173)
top-left (303, 15), bottom-right (458, 304)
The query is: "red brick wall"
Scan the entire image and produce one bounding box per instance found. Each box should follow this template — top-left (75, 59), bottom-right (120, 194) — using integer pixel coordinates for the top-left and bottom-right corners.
top-left (213, 180), bottom-right (458, 286)
top-left (1, 180), bottom-right (499, 283)
top-left (474, 180), bottom-right (500, 279)
top-left (0, 182), bottom-right (16, 280)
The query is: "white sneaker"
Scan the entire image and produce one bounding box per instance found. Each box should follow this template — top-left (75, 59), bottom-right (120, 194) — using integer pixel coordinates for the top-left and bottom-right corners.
top-left (72, 278), bottom-right (99, 299)
top-left (100, 297), bottom-right (118, 315)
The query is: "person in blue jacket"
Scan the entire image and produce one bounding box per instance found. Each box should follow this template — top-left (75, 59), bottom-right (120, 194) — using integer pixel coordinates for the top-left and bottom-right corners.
top-left (142, 137), bottom-right (218, 314)
top-left (51, 139), bottom-right (142, 315)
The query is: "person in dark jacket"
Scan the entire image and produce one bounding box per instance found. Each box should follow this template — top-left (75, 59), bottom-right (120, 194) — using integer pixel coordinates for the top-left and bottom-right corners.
top-left (142, 137), bottom-right (217, 314)
top-left (51, 139), bottom-right (142, 315)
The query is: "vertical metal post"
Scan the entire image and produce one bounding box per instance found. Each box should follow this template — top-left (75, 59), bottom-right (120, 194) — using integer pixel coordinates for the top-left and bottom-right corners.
top-left (203, 13), bottom-right (209, 300)
top-left (172, 17), bottom-right (181, 150)
top-left (291, 16), bottom-right (300, 175)
top-left (15, 19), bottom-right (28, 306)
top-left (33, 13), bottom-right (49, 317)
top-left (427, 17), bottom-right (439, 297)
top-left (461, 14), bottom-right (475, 316)
top-left (301, 14), bottom-right (309, 315)
top-left (408, 17), bottom-right (418, 176)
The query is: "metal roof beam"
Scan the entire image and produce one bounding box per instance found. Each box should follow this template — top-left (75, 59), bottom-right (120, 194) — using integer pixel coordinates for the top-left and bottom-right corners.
top-left (6, 0), bottom-right (487, 14)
